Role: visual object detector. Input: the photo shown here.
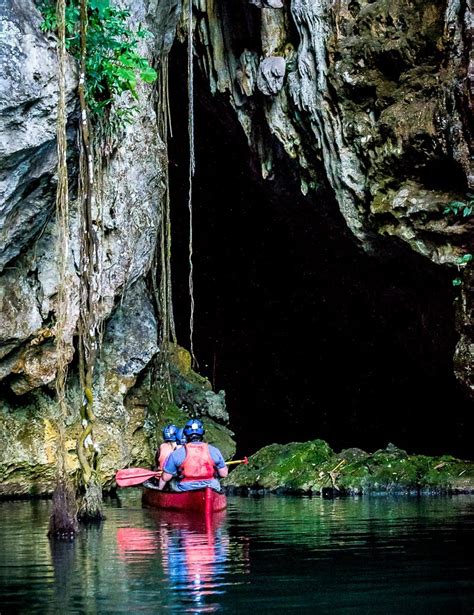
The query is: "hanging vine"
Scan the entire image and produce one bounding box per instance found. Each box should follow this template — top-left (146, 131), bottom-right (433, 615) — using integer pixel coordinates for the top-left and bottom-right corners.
top-left (75, 0), bottom-right (104, 521)
top-left (187, 0), bottom-right (197, 368)
top-left (40, 0), bottom-right (160, 522)
top-left (48, 0), bottom-right (79, 539)
top-left (39, 0), bottom-right (158, 523)
top-left (150, 53), bottom-right (177, 408)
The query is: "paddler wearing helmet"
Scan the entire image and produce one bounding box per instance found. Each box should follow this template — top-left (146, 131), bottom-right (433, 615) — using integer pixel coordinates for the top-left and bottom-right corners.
top-left (158, 418), bottom-right (228, 492)
top-left (155, 423), bottom-right (178, 470)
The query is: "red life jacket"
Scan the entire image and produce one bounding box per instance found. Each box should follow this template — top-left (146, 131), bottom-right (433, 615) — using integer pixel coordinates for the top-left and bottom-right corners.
top-left (157, 442), bottom-right (175, 470)
top-left (179, 443), bottom-right (216, 482)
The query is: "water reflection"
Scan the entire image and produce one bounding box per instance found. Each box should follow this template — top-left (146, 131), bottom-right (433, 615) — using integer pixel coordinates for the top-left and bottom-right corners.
top-left (116, 509), bottom-right (248, 612)
top-left (117, 527), bottom-right (160, 560)
top-left (50, 539), bottom-right (77, 607)
top-left (0, 495), bottom-right (472, 613)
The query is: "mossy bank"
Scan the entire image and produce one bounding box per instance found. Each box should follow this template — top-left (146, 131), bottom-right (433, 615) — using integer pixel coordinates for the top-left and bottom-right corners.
top-left (225, 440), bottom-right (474, 496)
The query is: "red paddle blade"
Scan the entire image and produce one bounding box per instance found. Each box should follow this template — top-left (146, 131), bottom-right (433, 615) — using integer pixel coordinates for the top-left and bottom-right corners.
top-left (243, 456), bottom-right (249, 465)
top-left (115, 468), bottom-right (160, 488)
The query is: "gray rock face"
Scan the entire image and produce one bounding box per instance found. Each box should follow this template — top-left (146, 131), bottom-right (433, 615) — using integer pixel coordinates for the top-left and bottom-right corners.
top-left (250, 0), bottom-right (284, 8)
top-left (144, 0), bottom-right (181, 56)
top-left (0, 0), bottom-right (164, 393)
top-left (101, 279), bottom-right (158, 378)
top-left (0, 0), bottom-right (169, 493)
top-left (236, 50), bottom-right (259, 97)
top-left (191, 0), bottom-right (473, 397)
top-left (0, 0), bottom-right (77, 271)
top-left (257, 56), bottom-right (286, 96)
top-left (0, 267), bottom-right (43, 347)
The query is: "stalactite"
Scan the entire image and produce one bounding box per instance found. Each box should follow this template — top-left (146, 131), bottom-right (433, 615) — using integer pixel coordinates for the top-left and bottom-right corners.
top-left (48, 0), bottom-right (79, 539)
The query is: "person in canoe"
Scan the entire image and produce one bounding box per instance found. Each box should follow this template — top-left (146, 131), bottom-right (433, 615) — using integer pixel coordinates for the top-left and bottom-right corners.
top-left (175, 427), bottom-right (186, 449)
top-left (155, 424), bottom-right (178, 471)
top-left (158, 418), bottom-right (228, 492)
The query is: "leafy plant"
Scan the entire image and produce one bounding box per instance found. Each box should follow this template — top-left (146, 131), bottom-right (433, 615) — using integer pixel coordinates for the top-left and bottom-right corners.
top-left (39, 0), bottom-right (157, 122)
top-left (452, 253), bottom-right (472, 287)
top-left (443, 194), bottom-right (474, 218)
top-left (456, 253), bottom-right (473, 266)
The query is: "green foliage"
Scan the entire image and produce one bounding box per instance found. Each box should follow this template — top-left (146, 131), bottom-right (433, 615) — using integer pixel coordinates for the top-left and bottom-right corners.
top-left (443, 194), bottom-right (474, 218)
top-left (39, 0), bottom-right (157, 122)
top-left (457, 253), bottom-right (473, 266)
top-left (452, 253), bottom-right (472, 287)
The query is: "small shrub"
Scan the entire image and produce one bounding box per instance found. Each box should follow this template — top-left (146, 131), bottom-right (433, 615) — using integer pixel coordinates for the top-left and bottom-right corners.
top-left (39, 0), bottom-right (157, 123)
top-left (443, 194), bottom-right (474, 218)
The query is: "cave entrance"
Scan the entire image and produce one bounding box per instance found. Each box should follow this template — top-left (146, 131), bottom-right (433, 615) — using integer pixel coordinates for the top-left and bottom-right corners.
top-left (167, 46), bottom-right (471, 459)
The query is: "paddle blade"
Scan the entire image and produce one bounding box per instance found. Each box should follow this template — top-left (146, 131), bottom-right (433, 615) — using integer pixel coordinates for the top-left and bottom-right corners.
top-left (115, 468), bottom-right (160, 488)
top-left (226, 457), bottom-right (249, 466)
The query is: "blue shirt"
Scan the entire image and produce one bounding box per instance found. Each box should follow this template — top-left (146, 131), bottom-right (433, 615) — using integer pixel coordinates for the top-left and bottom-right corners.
top-left (163, 443), bottom-right (226, 492)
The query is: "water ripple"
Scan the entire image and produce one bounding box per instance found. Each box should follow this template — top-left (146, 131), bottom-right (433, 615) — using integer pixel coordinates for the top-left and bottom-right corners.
top-left (0, 495), bottom-right (472, 613)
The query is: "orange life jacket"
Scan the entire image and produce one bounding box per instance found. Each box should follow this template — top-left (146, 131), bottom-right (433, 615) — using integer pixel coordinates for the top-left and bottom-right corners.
top-left (179, 443), bottom-right (216, 482)
top-left (157, 442), bottom-right (175, 470)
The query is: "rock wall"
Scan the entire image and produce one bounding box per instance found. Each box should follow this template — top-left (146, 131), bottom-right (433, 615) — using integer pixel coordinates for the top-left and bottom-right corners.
top-left (0, 0), bottom-right (231, 496)
top-left (0, 0), bottom-right (164, 494)
top-left (189, 0), bottom-right (473, 396)
top-left (0, 0), bottom-right (471, 493)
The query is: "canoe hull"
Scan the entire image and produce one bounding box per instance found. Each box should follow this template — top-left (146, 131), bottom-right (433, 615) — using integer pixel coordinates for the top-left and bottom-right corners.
top-left (142, 486), bottom-right (227, 513)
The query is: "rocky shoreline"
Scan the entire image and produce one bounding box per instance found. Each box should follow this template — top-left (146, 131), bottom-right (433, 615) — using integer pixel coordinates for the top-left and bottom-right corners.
top-left (224, 440), bottom-right (474, 496)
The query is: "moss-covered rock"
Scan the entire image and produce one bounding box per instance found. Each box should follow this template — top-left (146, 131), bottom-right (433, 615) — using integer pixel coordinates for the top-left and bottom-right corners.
top-left (0, 343), bottom-right (235, 497)
top-left (147, 396), bottom-right (236, 461)
top-left (145, 344), bottom-right (236, 462)
top-left (0, 380), bottom-right (153, 497)
top-left (224, 439), bottom-right (334, 492)
top-left (225, 441), bottom-right (474, 495)
top-left (168, 344), bottom-right (228, 422)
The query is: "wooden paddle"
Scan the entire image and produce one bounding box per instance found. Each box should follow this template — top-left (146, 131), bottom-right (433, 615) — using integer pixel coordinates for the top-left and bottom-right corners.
top-left (115, 456), bottom-right (249, 487)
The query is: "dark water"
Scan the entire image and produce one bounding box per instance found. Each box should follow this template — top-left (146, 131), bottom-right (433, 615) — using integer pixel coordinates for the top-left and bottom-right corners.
top-left (0, 494), bottom-right (472, 614)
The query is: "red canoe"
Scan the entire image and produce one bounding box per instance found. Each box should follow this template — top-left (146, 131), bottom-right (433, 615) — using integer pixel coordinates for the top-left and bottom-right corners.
top-left (142, 484), bottom-right (227, 514)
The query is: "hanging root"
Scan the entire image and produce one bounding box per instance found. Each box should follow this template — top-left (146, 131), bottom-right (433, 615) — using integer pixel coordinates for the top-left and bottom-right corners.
top-left (77, 477), bottom-right (105, 523)
top-left (48, 479), bottom-right (79, 539)
top-left (187, 0), bottom-right (197, 368)
top-left (74, 0), bottom-right (104, 521)
top-left (49, 0), bottom-right (79, 539)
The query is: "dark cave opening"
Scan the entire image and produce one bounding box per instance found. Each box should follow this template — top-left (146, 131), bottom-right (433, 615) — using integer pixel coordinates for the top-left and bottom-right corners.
top-left (167, 46), bottom-right (472, 459)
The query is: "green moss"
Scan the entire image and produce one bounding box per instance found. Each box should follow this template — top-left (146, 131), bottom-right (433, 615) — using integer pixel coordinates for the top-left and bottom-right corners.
top-left (225, 441), bottom-right (474, 495)
top-left (148, 394), bottom-right (236, 462)
top-left (225, 439), bottom-right (334, 491)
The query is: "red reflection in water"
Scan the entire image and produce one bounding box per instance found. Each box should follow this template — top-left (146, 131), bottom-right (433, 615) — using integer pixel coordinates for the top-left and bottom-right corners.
top-left (115, 509), bottom-right (249, 610)
top-left (157, 512), bottom-right (227, 574)
top-left (116, 527), bottom-right (158, 560)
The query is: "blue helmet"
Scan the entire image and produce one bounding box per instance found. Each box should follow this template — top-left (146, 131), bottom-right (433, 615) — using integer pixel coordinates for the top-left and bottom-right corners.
top-left (175, 427), bottom-right (186, 445)
top-left (162, 424), bottom-right (178, 441)
top-left (183, 418), bottom-right (205, 440)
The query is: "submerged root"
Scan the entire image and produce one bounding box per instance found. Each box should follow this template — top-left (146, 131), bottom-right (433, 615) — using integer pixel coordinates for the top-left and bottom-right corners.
top-left (48, 480), bottom-right (79, 539)
top-left (77, 478), bottom-right (105, 523)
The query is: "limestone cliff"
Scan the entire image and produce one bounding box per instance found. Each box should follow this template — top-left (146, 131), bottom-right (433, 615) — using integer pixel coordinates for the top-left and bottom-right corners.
top-left (189, 0), bottom-right (473, 395)
top-left (0, 0), bottom-right (472, 495)
top-left (0, 0), bottom-right (230, 496)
